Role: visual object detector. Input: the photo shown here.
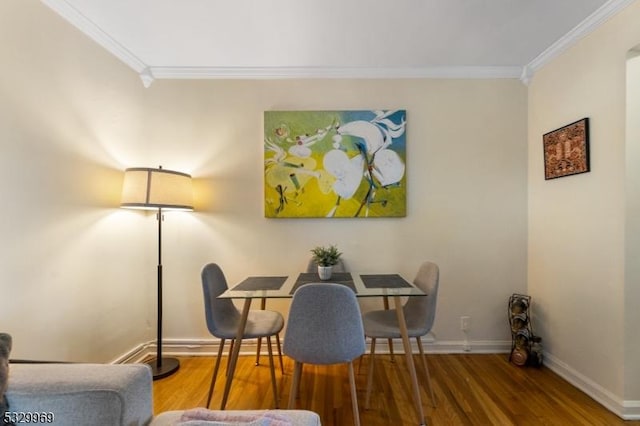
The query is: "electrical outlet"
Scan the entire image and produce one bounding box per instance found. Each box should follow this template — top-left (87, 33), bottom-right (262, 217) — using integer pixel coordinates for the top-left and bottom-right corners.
top-left (460, 316), bottom-right (471, 332)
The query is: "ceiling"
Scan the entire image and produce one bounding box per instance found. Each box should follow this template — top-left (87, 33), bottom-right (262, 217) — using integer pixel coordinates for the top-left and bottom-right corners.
top-left (41, 0), bottom-right (632, 87)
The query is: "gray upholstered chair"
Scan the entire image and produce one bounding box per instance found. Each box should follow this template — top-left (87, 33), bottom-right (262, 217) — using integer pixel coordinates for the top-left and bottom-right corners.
top-left (283, 283), bottom-right (366, 426)
top-left (201, 263), bottom-right (284, 408)
top-left (256, 258), bottom-right (346, 370)
top-left (309, 256), bottom-right (397, 365)
top-left (362, 261), bottom-right (439, 407)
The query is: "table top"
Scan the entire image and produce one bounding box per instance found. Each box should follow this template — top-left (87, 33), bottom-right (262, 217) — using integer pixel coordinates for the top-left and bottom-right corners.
top-left (218, 272), bottom-right (426, 299)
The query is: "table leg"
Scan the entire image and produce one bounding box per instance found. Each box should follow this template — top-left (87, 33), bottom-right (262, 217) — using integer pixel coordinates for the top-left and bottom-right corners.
top-left (255, 298), bottom-right (267, 365)
top-left (393, 295), bottom-right (425, 426)
top-left (383, 296), bottom-right (395, 362)
top-left (220, 298), bottom-right (252, 409)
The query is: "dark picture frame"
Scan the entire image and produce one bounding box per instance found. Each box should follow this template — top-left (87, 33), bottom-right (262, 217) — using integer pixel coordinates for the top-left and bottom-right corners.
top-left (543, 118), bottom-right (590, 180)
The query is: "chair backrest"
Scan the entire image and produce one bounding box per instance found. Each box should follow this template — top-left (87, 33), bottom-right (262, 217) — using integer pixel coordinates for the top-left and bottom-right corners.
top-left (283, 283), bottom-right (365, 365)
top-left (305, 257), bottom-right (346, 273)
top-left (404, 261), bottom-right (439, 334)
top-left (201, 263), bottom-right (241, 337)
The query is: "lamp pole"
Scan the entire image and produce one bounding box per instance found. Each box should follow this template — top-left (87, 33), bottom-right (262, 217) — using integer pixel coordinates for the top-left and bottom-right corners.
top-left (149, 205), bottom-right (180, 379)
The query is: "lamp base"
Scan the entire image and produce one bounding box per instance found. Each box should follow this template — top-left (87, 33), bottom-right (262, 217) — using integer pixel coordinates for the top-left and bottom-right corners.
top-left (146, 357), bottom-right (180, 380)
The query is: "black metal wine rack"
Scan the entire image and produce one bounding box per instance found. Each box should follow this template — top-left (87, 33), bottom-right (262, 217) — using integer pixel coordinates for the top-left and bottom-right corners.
top-left (508, 293), bottom-right (542, 367)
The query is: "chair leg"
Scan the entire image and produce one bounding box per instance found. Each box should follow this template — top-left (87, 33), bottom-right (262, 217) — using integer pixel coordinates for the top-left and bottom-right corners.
top-left (275, 333), bottom-right (285, 375)
top-left (387, 338), bottom-right (395, 362)
top-left (206, 338), bottom-right (226, 408)
top-left (255, 337), bottom-right (262, 366)
top-left (266, 336), bottom-right (279, 408)
top-left (225, 339), bottom-right (235, 376)
top-left (416, 337), bottom-right (436, 407)
top-left (348, 361), bottom-right (361, 426)
top-left (365, 337), bottom-right (376, 409)
top-left (288, 361), bottom-right (303, 409)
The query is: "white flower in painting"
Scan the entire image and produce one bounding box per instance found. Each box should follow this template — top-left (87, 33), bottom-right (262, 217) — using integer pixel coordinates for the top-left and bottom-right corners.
top-left (334, 113), bottom-right (406, 187)
top-left (337, 120), bottom-right (388, 153)
top-left (323, 149), bottom-right (365, 199)
top-left (371, 149), bottom-right (405, 186)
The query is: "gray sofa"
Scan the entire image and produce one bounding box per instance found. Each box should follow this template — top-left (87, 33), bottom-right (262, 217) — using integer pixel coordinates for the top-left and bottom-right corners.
top-left (6, 363), bottom-right (320, 425)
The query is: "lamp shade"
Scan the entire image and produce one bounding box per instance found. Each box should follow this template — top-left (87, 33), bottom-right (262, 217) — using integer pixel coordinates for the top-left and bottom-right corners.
top-left (121, 167), bottom-right (193, 211)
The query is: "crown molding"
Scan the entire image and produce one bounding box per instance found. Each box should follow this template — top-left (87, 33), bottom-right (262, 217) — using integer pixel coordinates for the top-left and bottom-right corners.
top-left (524, 0), bottom-right (636, 82)
top-left (145, 65), bottom-right (523, 85)
top-left (41, 0), bottom-right (147, 73)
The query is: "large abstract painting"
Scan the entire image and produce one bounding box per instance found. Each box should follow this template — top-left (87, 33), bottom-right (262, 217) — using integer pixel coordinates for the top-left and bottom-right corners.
top-left (264, 110), bottom-right (406, 218)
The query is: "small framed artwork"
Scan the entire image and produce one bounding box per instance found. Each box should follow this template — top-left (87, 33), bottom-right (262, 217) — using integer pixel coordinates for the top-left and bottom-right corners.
top-left (543, 118), bottom-right (590, 180)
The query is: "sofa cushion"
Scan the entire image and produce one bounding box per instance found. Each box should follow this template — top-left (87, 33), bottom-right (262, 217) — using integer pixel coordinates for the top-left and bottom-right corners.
top-left (177, 408), bottom-right (291, 425)
top-left (0, 333), bottom-right (13, 426)
top-left (7, 363), bottom-right (153, 426)
top-left (153, 410), bottom-right (321, 426)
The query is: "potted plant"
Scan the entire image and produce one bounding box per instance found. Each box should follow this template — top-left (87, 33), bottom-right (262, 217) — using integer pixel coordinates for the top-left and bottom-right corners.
top-left (310, 244), bottom-right (342, 280)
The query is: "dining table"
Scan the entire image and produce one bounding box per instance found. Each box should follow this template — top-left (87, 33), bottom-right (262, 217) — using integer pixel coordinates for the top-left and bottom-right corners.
top-left (217, 271), bottom-right (428, 426)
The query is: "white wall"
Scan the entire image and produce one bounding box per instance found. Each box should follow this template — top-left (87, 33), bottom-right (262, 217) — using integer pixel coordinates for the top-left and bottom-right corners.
top-left (0, 0), bottom-right (527, 362)
top-left (626, 49), bottom-right (640, 400)
top-left (528, 0), bottom-right (640, 412)
top-left (0, 1), bottom-right (156, 361)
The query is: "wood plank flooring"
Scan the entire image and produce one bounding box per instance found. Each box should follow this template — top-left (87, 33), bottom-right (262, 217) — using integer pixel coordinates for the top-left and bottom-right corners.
top-left (152, 354), bottom-right (638, 425)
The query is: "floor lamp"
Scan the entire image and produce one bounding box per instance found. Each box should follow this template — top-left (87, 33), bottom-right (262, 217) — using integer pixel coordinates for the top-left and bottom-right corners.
top-left (121, 166), bottom-right (193, 380)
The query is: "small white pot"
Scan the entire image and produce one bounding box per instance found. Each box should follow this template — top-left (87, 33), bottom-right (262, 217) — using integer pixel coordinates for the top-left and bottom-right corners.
top-left (318, 265), bottom-right (333, 280)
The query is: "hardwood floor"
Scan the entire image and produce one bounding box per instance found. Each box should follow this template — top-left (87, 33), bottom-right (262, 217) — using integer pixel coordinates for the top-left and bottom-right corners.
top-left (152, 354), bottom-right (638, 425)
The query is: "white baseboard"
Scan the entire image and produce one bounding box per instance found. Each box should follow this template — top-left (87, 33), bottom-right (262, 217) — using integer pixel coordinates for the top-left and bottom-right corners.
top-left (543, 352), bottom-right (640, 420)
top-left (425, 339), bottom-right (511, 354)
top-left (112, 336), bottom-right (512, 364)
top-left (623, 400), bottom-right (640, 420)
top-left (110, 343), bottom-right (149, 364)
